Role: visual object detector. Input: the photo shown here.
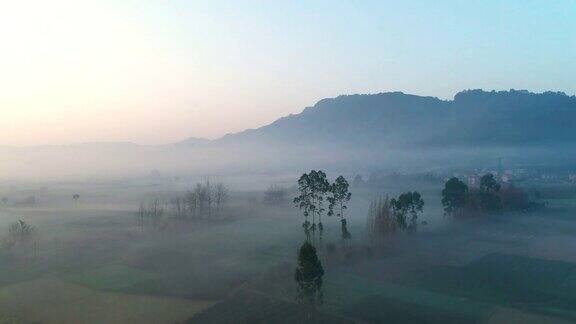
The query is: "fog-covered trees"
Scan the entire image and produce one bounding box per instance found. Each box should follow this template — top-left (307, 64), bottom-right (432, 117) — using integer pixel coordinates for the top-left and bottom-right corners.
top-left (328, 176), bottom-right (352, 220)
top-left (294, 171), bottom-right (352, 241)
top-left (328, 176), bottom-right (352, 241)
top-left (391, 191), bottom-right (424, 231)
top-left (310, 171), bottom-right (330, 234)
top-left (441, 174), bottom-right (538, 218)
top-left (441, 177), bottom-right (468, 215)
top-left (367, 196), bottom-right (396, 239)
top-left (170, 196), bottom-right (186, 220)
top-left (294, 241), bottom-right (324, 305)
top-left (137, 180), bottom-right (230, 230)
top-left (1, 220), bottom-right (35, 251)
top-left (294, 173), bottom-right (314, 239)
top-left (479, 174), bottom-right (502, 213)
top-left (367, 192), bottom-right (425, 243)
top-left (137, 199), bottom-right (164, 230)
top-left (180, 180), bottom-right (229, 219)
top-left (293, 171), bottom-right (330, 240)
top-left (214, 182), bottom-right (229, 215)
top-left (263, 185), bottom-right (288, 205)
top-left (9, 220), bottom-right (34, 243)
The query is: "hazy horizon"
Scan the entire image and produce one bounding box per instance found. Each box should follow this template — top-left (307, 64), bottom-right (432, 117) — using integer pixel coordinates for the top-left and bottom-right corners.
top-left (1, 1), bottom-right (575, 146)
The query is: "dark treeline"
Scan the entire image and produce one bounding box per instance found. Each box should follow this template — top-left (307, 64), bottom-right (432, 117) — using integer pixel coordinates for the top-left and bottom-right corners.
top-left (442, 174), bottom-right (542, 217)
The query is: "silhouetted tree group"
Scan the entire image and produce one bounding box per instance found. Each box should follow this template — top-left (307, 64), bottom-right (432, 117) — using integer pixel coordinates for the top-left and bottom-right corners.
top-left (295, 241), bottom-right (324, 306)
top-left (138, 199), bottom-right (164, 230)
top-left (367, 192), bottom-right (424, 241)
top-left (293, 171), bottom-right (330, 241)
top-left (391, 191), bottom-right (424, 231)
top-left (442, 174), bottom-right (538, 217)
top-left (441, 177), bottom-right (469, 215)
top-left (294, 171), bottom-right (352, 242)
top-left (174, 180), bottom-right (229, 220)
top-left (328, 176), bottom-right (352, 241)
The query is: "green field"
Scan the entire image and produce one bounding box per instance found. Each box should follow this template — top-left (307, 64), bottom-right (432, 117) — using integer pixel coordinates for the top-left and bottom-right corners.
top-left (65, 264), bottom-right (158, 291)
top-left (0, 278), bottom-right (213, 324)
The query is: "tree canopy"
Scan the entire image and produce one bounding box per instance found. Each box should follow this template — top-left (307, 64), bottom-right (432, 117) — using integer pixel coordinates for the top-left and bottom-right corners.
top-left (294, 241), bottom-right (324, 305)
top-left (391, 191), bottom-right (424, 230)
top-left (479, 174), bottom-right (502, 213)
top-left (441, 177), bottom-right (468, 215)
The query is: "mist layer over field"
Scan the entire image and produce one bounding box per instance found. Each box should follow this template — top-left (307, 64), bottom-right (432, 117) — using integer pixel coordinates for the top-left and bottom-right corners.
top-left (1, 167), bottom-right (576, 323)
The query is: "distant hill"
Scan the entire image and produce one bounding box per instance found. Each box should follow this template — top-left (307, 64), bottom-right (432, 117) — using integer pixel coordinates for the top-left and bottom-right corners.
top-left (216, 89), bottom-right (576, 149)
top-left (3, 89), bottom-right (575, 179)
top-left (172, 137), bottom-right (211, 147)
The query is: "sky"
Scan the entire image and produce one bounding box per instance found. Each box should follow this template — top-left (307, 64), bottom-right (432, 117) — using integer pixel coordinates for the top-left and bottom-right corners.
top-left (0, 0), bottom-right (574, 146)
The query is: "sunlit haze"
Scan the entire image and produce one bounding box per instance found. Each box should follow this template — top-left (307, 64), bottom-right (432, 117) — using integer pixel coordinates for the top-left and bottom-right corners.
top-left (1, 1), bottom-right (574, 146)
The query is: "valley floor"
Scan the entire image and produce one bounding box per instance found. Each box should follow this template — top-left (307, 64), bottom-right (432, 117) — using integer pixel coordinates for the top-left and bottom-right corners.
top-left (1, 179), bottom-right (576, 323)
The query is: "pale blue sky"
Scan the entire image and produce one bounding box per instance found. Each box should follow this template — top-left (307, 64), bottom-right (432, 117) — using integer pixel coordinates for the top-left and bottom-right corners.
top-left (0, 1), bottom-right (574, 145)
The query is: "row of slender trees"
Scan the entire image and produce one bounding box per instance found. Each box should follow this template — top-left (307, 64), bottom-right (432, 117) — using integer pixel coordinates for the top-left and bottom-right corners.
top-left (137, 180), bottom-right (229, 230)
top-left (293, 170), bottom-right (352, 242)
top-left (173, 181), bottom-right (229, 220)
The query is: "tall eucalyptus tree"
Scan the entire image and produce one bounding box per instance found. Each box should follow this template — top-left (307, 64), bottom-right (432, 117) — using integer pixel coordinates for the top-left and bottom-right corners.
top-left (328, 175), bottom-right (352, 240)
top-left (294, 170), bottom-right (330, 242)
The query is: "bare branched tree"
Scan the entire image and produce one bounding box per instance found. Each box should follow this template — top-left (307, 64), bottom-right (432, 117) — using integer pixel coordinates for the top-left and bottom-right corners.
top-left (367, 196), bottom-right (397, 245)
top-left (214, 182), bottom-right (229, 215)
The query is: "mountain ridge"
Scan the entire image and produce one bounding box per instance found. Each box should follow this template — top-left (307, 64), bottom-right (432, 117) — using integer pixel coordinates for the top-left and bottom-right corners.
top-left (3, 89), bottom-right (575, 150)
top-left (210, 89), bottom-right (576, 148)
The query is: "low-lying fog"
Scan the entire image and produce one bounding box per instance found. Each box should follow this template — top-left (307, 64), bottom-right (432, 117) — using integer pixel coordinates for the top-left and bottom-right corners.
top-left (1, 162), bottom-right (576, 323)
top-left (1, 142), bottom-right (572, 181)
